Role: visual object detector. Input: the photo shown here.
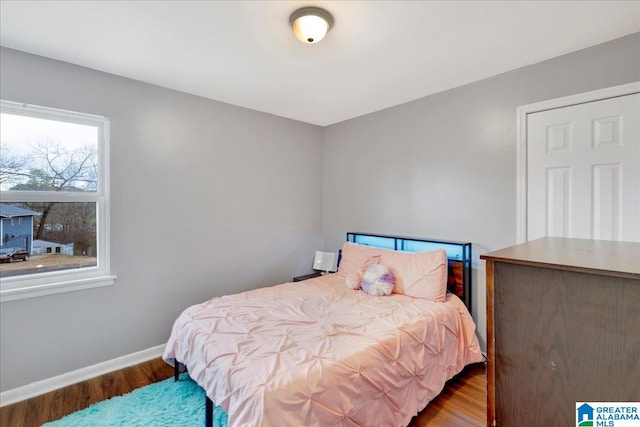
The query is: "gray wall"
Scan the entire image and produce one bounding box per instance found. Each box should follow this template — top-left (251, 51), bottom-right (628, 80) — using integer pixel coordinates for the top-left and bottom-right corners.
top-left (0, 47), bottom-right (324, 391)
top-left (322, 33), bottom-right (640, 349)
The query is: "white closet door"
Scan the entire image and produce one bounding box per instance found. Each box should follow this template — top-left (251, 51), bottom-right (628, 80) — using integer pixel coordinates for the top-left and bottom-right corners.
top-left (527, 93), bottom-right (640, 242)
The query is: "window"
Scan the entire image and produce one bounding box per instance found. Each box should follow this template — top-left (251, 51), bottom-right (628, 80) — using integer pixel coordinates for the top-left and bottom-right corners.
top-left (0, 100), bottom-right (114, 302)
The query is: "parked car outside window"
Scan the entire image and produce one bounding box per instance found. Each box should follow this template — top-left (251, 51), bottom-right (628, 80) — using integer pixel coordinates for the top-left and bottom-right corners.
top-left (0, 248), bottom-right (29, 263)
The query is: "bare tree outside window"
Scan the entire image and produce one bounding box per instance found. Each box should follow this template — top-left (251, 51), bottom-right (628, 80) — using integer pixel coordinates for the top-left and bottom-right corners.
top-left (5, 140), bottom-right (98, 243)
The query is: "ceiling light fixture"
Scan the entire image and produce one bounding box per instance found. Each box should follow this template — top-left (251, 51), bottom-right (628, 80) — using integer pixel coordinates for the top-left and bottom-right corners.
top-left (289, 7), bottom-right (334, 44)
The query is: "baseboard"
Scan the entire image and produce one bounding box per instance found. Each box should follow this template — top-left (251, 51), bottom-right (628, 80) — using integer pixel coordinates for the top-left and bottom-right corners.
top-left (0, 343), bottom-right (166, 407)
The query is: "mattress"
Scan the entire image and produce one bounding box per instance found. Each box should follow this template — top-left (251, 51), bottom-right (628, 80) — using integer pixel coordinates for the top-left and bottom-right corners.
top-left (163, 273), bottom-right (483, 427)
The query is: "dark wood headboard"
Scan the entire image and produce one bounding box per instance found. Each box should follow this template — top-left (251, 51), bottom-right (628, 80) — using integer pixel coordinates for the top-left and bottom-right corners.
top-left (346, 232), bottom-right (472, 314)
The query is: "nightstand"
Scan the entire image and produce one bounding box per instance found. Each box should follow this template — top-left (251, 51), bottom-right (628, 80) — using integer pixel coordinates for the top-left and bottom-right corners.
top-left (292, 272), bottom-right (323, 282)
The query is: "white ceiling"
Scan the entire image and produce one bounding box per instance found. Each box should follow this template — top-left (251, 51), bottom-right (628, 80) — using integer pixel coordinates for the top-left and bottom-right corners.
top-left (1, 1), bottom-right (638, 126)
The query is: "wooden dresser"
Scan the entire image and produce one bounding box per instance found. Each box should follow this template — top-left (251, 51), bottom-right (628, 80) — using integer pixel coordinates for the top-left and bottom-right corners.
top-left (481, 237), bottom-right (640, 426)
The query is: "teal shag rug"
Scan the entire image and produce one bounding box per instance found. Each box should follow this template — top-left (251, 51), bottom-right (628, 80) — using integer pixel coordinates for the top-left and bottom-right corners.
top-left (43, 374), bottom-right (228, 427)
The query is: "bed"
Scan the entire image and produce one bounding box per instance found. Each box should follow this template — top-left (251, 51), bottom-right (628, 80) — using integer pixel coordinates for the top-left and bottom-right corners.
top-left (163, 232), bottom-right (483, 427)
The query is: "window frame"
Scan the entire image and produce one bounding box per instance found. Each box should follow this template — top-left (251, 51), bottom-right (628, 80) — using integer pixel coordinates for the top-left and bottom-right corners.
top-left (0, 100), bottom-right (115, 302)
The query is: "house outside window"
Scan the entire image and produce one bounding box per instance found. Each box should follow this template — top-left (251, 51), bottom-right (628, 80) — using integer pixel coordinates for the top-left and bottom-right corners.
top-left (0, 204), bottom-right (39, 251)
top-left (0, 100), bottom-right (114, 301)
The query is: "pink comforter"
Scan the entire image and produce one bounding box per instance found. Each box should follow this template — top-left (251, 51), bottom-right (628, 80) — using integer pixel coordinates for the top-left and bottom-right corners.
top-left (163, 274), bottom-right (482, 427)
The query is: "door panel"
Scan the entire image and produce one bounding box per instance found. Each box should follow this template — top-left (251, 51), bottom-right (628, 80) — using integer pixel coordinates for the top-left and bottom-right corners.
top-left (527, 93), bottom-right (639, 242)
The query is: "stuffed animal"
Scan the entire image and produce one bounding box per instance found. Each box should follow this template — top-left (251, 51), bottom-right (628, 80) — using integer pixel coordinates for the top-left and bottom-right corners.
top-left (360, 263), bottom-right (396, 296)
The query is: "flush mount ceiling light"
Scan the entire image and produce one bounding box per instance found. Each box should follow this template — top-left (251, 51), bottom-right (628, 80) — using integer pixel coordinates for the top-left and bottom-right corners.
top-left (289, 7), bottom-right (334, 44)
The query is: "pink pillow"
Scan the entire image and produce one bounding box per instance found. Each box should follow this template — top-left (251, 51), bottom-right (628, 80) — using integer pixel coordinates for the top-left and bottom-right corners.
top-left (380, 249), bottom-right (447, 301)
top-left (360, 263), bottom-right (396, 296)
top-left (337, 242), bottom-right (383, 277)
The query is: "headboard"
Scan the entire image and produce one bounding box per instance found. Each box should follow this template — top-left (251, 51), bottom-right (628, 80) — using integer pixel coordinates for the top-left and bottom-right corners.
top-left (346, 232), bottom-right (472, 314)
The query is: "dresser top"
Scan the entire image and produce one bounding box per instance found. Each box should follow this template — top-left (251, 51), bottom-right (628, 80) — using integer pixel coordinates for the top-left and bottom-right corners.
top-left (480, 237), bottom-right (640, 279)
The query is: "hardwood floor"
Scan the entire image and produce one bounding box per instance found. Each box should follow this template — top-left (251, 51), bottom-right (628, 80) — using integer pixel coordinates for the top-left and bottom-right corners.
top-left (410, 363), bottom-right (487, 427)
top-left (0, 358), bottom-right (174, 427)
top-left (0, 359), bottom-right (486, 427)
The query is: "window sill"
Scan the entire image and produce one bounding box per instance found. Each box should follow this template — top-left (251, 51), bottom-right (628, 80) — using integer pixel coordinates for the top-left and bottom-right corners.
top-left (0, 275), bottom-right (117, 302)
